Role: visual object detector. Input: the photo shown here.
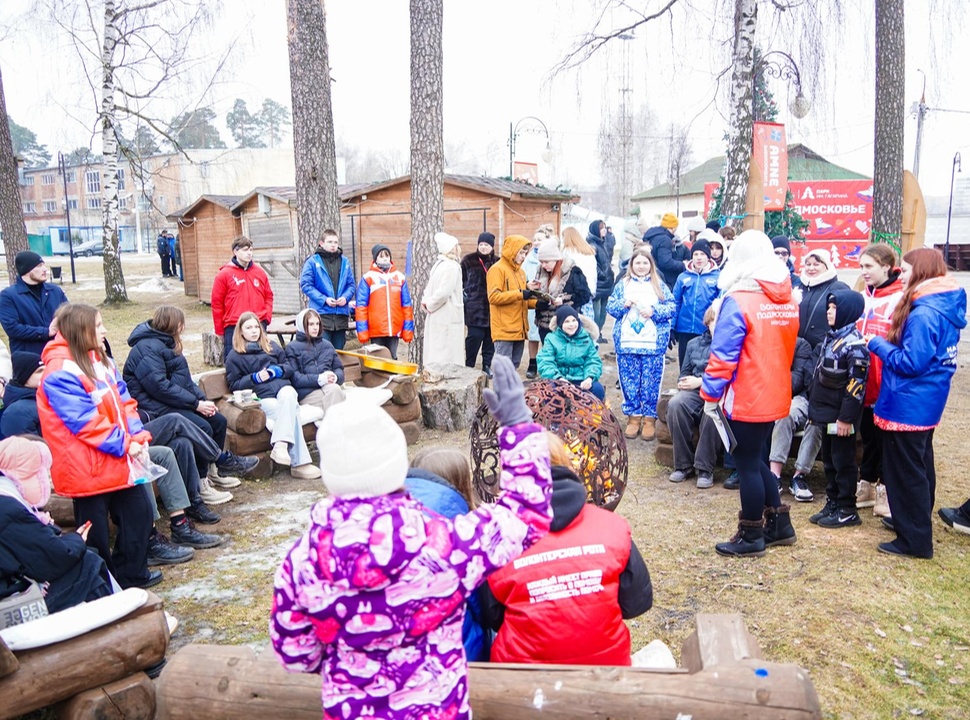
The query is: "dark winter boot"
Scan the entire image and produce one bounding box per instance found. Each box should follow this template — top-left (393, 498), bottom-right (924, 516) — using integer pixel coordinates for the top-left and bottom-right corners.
top-left (763, 504), bottom-right (797, 547)
top-left (715, 515), bottom-right (766, 557)
top-left (525, 358), bottom-right (538, 379)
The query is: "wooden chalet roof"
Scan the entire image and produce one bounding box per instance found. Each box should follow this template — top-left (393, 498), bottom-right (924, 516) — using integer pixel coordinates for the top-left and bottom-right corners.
top-left (167, 194), bottom-right (244, 219)
top-left (339, 174), bottom-right (581, 203)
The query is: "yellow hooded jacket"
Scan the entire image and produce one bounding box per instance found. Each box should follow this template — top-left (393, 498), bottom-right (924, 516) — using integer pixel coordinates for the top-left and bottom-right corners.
top-left (486, 235), bottom-right (537, 342)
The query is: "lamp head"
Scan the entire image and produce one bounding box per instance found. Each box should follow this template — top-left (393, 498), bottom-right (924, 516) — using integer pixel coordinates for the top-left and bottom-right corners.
top-left (790, 92), bottom-right (811, 119)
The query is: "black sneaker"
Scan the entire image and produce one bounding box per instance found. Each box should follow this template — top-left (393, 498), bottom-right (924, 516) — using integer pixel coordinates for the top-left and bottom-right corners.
top-left (171, 517), bottom-right (225, 549)
top-left (789, 473), bottom-right (815, 502)
top-left (217, 453), bottom-right (259, 477)
top-left (525, 360), bottom-right (538, 379)
top-left (148, 531), bottom-right (195, 566)
top-left (771, 472), bottom-right (783, 495)
top-left (186, 501), bottom-right (221, 525)
top-left (809, 498), bottom-right (838, 524)
top-left (818, 509), bottom-right (862, 528)
top-left (723, 470), bottom-right (740, 490)
top-left (134, 569), bottom-right (164, 589)
top-left (482, 367), bottom-right (492, 379)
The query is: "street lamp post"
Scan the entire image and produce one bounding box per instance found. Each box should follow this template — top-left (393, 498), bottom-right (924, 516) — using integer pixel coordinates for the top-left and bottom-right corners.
top-left (753, 50), bottom-right (810, 122)
top-left (508, 116), bottom-right (551, 181)
top-left (56, 152), bottom-right (77, 284)
top-left (945, 151), bottom-right (962, 267)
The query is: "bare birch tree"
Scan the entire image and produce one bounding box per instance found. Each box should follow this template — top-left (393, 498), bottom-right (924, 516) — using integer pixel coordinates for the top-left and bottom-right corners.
top-left (408, 0), bottom-right (444, 367)
top-left (285, 0), bottom-right (340, 263)
top-left (720, 0), bottom-right (758, 228)
top-left (872, 0), bottom-right (904, 248)
top-left (0, 66), bottom-right (30, 284)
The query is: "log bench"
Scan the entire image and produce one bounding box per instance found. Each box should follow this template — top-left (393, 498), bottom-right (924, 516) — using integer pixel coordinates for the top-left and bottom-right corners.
top-left (155, 613), bottom-right (820, 719)
top-left (0, 591), bottom-right (168, 720)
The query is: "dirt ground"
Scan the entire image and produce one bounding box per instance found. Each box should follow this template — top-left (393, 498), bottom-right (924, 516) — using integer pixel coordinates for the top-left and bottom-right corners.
top-left (5, 255), bottom-right (970, 719)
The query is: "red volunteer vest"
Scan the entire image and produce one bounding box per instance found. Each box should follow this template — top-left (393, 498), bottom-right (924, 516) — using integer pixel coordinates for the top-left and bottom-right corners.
top-left (488, 504), bottom-right (632, 666)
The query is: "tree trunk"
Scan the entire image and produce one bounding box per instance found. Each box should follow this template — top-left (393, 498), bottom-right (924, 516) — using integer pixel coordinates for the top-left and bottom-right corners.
top-left (872, 0), bottom-right (905, 251)
top-left (0, 66), bottom-right (30, 285)
top-left (407, 0), bottom-right (445, 368)
top-left (720, 0), bottom-right (758, 229)
top-left (100, 0), bottom-right (128, 304)
top-left (285, 0), bottom-right (341, 265)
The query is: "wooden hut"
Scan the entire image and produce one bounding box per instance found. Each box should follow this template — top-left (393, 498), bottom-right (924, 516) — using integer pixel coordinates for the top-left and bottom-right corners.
top-left (168, 195), bottom-right (243, 298)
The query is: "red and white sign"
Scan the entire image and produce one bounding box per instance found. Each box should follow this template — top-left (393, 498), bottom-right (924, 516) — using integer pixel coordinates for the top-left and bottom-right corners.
top-left (789, 179), bottom-right (873, 242)
top-left (513, 161), bottom-right (538, 185)
top-left (753, 123), bottom-right (788, 211)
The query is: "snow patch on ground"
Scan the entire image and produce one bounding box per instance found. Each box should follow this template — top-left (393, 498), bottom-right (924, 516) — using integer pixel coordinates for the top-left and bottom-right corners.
top-left (131, 277), bottom-right (178, 293)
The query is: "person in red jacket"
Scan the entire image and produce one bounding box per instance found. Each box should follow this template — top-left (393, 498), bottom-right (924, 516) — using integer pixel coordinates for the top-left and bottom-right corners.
top-left (854, 243), bottom-right (903, 514)
top-left (701, 230), bottom-right (799, 557)
top-left (355, 244), bottom-right (414, 359)
top-left (210, 236), bottom-right (274, 360)
top-left (481, 432), bottom-right (652, 665)
top-left (37, 303), bottom-right (159, 589)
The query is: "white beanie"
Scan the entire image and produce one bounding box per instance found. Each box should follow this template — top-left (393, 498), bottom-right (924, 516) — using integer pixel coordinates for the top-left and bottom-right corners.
top-left (804, 248), bottom-right (833, 269)
top-left (434, 232), bottom-right (459, 255)
top-left (317, 399), bottom-right (408, 497)
top-left (718, 229), bottom-right (779, 292)
top-left (686, 216), bottom-right (706, 234)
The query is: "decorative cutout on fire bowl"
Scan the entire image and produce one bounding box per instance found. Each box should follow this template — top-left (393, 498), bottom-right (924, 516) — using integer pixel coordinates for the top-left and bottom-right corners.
top-left (469, 379), bottom-right (628, 511)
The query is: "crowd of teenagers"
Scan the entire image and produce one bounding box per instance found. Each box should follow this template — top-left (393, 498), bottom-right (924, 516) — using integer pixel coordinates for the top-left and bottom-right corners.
top-left (1, 212), bottom-right (968, 716)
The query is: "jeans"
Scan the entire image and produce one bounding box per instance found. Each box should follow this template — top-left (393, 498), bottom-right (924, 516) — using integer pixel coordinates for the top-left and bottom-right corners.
top-left (370, 336), bottom-right (400, 359)
top-left (261, 385), bottom-right (312, 466)
top-left (593, 296), bottom-right (609, 334)
top-left (465, 326), bottom-right (494, 370)
top-left (493, 340), bottom-right (525, 369)
top-left (667, 388), bottom-right (721, 473)
top-left (145, 445), bottom-right (190, 519)
top-left (569, 379), bottom-right (606, 402)
top-left (74, 485), bottom-right (154, 588)
top-left (323, 329), bottom-right (347, 350)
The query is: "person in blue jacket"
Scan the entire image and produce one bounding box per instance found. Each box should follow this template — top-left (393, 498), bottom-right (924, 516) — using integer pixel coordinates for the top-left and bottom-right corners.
top-left (0, 351), bottom-right (44, 439)
top-left (405, 447), bottom-right (490, 662)
top-left (283, 308), bottom-right (346, 418)
top-left (299, 229), bottom-right (356, 350)
top-left (867, 248), bottom-right (967, 559)
top-left (671, 238), bottom-right (720, 368)
top-left (0, 252), bottom-right (69, 355)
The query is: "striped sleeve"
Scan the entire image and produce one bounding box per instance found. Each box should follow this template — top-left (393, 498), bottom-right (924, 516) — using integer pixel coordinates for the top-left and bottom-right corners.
top-left (700, 295), bottom-right (747, 402)
top-left (42, 371), bottom-right (130, 458)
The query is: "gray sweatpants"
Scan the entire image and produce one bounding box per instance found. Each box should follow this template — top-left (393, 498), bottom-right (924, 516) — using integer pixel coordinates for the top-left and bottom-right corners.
top-left (667, 388), bottom-right (721, 474)
top-left (768, 394), bottom-right (823, 474)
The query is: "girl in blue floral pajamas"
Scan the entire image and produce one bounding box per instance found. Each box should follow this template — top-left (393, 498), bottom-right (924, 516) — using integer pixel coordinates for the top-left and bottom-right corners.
top-left (608, 246), bottom-right (675, 441)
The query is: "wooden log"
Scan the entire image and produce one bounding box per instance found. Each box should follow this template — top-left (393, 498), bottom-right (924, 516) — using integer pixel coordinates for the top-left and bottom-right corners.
top-left (356, 371), bottom-right (419, 405)
top-left (657, 391), bottom-right (676, 425)
top-left (198, 370), bottom-right (231, 401)
top-left (381, 397), bottom-right (422, 424)
top-left (398, 420), bottom-right (421, 446)
top-left (0, 593), bottom-right (167, 720)
top-left (54, 672), bottom-right (155, 720)
top-left (655, 419), bottom-right (672, 445)
top-left (681, 613), bottom-right (765, 673)
top-left (216, 399), bottom-right (267, 435)
top-left (225, 428), bottom-right (271, 457)
top-left (45, 494), bottom-right (76, 528)
top-left (654, 442), bottom-right (675, 468)
top-left (202, 332), bottom-right (225, 368)
top-left (242, 452), bottom-right (274, 480)
top-left (339, 355), bottom-right (362, 384)
top-left (156, 644), bottom-right (820, 720)
top-left (0, 639), bottom-right (17, 679)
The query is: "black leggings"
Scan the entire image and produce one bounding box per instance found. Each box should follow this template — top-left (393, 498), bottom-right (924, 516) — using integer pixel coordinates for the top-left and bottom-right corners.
top-left (727, 419), bottom-right (781, 521)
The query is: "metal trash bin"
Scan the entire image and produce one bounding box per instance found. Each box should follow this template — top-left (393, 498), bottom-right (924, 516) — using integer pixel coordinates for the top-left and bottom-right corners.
top-left (50, 266), bottom-right (63, 282)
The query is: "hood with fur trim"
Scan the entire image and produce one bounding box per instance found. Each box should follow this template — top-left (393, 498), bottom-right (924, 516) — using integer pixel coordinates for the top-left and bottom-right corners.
top-left (548, 312), bottom-right (599, 341)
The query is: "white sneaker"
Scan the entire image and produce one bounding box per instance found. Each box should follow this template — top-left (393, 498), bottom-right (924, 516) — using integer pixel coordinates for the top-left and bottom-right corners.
top-left (856, 479), bottom-right (877, 508)
top-left (290, 463), bottom-right (321, 480)
top-left (165, 611), bottom-right (179, 636)
top-left (873, 482), bottom-right (891, 518)
top-left (271, 442), bottom-right (291, 466)
top-left (207, 463), bottom-right (242, 489)
top-left (198, 475), bottom-right (233, 506)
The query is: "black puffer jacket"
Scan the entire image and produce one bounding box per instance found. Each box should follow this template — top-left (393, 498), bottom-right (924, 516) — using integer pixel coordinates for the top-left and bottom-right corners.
top-left (679, 330), bottom-right (712, 377)
top-left (225, 342), bottom-right (292, 398)
top-left (799, 276), bottom-right (850, 349)
top-left (643, 226), bottom-right (686, 290)
top-left (587, 220), bottom-right (615, 299)
top-left (808, 291), bottom-right (868, 425)
top-left (460, 250), bottom-right (497, 327)
top-left (284, 332), bottom-right (345, 401)
top-left (790, 337), bottom-right (816, 398)
top-left (123, 321), bottom-right (204, 420)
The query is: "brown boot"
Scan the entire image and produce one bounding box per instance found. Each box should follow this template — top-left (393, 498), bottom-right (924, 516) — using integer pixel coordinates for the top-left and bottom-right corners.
top-left (641, 417), bottom-right (656, 441)
top-left (624, 416), bottom-right (642, 439)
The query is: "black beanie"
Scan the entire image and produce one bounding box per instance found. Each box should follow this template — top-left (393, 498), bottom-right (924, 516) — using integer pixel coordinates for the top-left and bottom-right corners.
top-left (371, 244), bottom-right (391, 262)
top-left (11, 351), bottom-right (43, 387)
top-left (706, 220), bottom-right (722, 232)
top-left (555, 305), bottom-right (580, 331)
top-left (15, 251), bottom-right (43, 277)
top-left (691, 239), bottom-right (712, 260)
top-left (771, 235), bottom-right (792, 253)
top-left (478, 232), bottom-right (495, 247)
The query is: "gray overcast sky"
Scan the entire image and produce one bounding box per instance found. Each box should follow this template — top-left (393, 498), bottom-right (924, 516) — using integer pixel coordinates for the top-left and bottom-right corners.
top-left (1, 0), bottom-right (967, 198)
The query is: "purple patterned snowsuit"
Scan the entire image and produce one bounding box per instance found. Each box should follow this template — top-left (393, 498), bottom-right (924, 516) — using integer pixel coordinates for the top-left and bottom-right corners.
top-left (270, 423), bottom-right (552, 720)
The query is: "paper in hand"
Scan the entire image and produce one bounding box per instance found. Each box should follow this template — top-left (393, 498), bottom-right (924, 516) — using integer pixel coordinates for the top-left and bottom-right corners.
top-left (705, 403), bottom-right (738, 453)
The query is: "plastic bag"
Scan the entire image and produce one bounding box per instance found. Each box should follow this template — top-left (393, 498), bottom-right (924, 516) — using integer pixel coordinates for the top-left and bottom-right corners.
top-left (128, 451), bottom-right (169, 486)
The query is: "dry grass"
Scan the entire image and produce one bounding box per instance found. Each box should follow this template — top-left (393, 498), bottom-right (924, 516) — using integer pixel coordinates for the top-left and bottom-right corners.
top-left (5, 256), bottom-right (970, 719)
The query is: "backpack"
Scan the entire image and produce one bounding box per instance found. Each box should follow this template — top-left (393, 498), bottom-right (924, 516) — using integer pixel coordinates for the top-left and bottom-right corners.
top-left (157, 236), bottom-right (168, 255)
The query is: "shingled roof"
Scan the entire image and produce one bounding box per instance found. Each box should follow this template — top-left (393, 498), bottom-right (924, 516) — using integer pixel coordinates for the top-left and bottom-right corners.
top-left (339, 174), bottom-right (580, 203)
top-left (168, 194), bottom-right (244, 219)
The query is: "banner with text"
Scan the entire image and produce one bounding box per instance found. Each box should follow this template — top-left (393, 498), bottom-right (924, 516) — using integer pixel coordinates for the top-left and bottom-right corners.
top-left (753, 122), bottom-right (788, 211)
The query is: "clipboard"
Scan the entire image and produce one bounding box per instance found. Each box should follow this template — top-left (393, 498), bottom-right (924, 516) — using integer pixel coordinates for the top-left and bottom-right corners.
top-left (706, 404), bottom-right (738, 453)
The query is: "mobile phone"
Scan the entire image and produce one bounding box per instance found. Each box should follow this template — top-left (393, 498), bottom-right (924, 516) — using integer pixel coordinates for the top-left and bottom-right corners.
top-left (78, 520), bottom-right (92, 534)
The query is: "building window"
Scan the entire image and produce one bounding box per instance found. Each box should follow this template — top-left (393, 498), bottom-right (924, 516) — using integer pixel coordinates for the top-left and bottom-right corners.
top-left (118, 196), bottom-right (128, 209)
top-left (65, 171), bottom-right (76, 183)
top-left (23, 176), bottom-right (34, 186)
top-left (85, 170), bottom-right (101, 193)
top-left (67, 198), bottom-right (78, 210)
top-left (117, 168), bottom-right (126, 191)
top-left (42, 173), bottom-right (55, 185)
top-left (43, 201), bottom-right (57, 213)
top-left (87, 197), bottom-right (102, 209)
top-left (22, 202), bottom-right (36, 214)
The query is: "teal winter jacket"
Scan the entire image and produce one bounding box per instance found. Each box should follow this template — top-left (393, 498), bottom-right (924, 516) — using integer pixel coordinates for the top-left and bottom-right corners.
top-left (537, 315), bottom-right (603, 383)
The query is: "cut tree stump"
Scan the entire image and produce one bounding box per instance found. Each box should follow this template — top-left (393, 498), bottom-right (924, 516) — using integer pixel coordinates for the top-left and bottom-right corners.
top-left (655, 419), bottom-right (672, 445)
top-left (654, 442), bottom-right (675, 468)
top-left (419, 364), bottom-right (484, 431)
top-left (225, 428), bottom-right (271, 457)
top-left (0, 592), bottom-right (167, 720)
top-left (54, 672), bottom-right (155, 720)
top-left (398, 420), bottom-right (421, 446)
top-left (0, 639), bottom-right (17, 679)
top-left (216, 399), bottom-right (266, 436)
top-left (45, 494), bottom-right (76, 528)
top-left (381, 397), bottom-right (422, 424)
top-left (202, 333), bottom-right (224, 367)
top-left (657, 391), bottom-right (676, 424)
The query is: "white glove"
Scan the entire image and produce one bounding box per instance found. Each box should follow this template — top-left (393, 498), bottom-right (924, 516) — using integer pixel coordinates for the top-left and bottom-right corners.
top-left (317, 373), bottom-right (328, 387)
